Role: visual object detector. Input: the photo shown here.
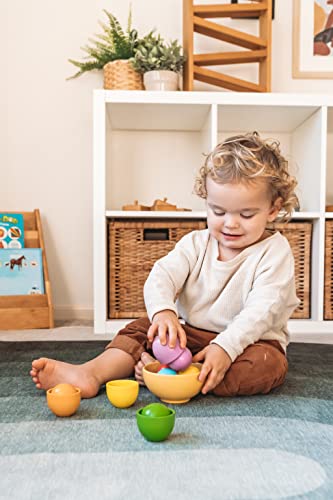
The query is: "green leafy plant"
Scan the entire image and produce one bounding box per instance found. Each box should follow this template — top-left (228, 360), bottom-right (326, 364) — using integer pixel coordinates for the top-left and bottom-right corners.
top-left (131, 32), bottom-right (186, 74)
top-left (68, 8), bottom-right (140, 79)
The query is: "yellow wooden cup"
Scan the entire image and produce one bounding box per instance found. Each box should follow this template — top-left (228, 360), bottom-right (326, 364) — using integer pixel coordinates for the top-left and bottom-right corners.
top-left (106, 380), bottom-right (139, 408)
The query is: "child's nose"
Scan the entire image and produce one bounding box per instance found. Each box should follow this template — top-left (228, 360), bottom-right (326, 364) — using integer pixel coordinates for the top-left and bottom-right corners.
top-left (224, 214), bottom-right (240, 228)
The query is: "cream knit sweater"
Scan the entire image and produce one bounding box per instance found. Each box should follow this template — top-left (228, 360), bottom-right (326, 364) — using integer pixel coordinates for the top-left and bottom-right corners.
top-left (144, 230), bottom-right (300, 361)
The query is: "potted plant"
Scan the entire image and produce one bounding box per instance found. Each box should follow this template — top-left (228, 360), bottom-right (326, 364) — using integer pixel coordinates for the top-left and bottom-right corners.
top-left (67, 8), bottom-right (144, 90)
top-left (131, 32), bottom-right (186, 91)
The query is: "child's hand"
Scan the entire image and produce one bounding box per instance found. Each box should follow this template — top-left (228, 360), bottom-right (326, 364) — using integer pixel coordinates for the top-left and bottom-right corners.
top-left (147, 310), bottom-right (187, 349)
top-left (193, 344), bottom-right (232, 394)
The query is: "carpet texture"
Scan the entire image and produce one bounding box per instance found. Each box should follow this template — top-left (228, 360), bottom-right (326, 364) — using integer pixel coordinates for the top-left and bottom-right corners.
top-left (0, 341), bottom-right (332, 499)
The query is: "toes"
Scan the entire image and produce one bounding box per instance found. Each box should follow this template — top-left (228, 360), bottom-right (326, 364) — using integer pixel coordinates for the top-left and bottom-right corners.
top-left (134, 364), bottom-right (145, 383)
top-left (31, 358), bottom-right (47, 370)
top-left (31, 359), bottom-right (39, 369)
top-left (141, 352), bottom-right (155, 366)
top-left (135, 360), bottom-right (144, 370)
top-left (135, 375), bottom-right (144, 385)
top-left (135, 366), bottom-right (142, 378)
top-left (134, 371), bottom-right (145, 384)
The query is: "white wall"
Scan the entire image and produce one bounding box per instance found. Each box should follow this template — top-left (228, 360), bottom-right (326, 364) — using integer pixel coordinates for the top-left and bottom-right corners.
top-left (2, 0), bottom-right (332, 320)
top-left (1, 1), bottom-right (9, 200)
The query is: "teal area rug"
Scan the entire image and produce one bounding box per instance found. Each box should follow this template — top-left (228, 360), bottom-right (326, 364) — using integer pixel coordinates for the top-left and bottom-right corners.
top-left (0, 341), bottom-right (332, 499)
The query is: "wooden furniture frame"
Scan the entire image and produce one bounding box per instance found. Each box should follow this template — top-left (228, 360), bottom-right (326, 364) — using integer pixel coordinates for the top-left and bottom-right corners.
top-left (183, 0), bottom-right (272, 92)
top-left (0, 209), bottom-right (54, 330)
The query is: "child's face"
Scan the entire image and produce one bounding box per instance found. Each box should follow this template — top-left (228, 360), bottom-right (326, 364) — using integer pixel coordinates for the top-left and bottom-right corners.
top-left (206, 177), bottom-right (281, 259)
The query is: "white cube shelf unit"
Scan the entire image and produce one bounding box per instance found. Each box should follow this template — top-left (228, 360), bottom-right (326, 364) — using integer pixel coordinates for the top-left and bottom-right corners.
top-left (94, 90), bottom-right (333, 342)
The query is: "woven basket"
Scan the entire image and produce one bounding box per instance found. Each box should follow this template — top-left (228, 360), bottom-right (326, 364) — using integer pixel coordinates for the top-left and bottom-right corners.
top-left (108, 219), bottom-right (206, 318)
top-left (108, 219), bottom-right (312, 320)
top-left (324, 220), bottom-right (333, 320)
top-left (268, 221), bottom-right (312, 319)
top-left (103, 60), bottom-right (143, 90)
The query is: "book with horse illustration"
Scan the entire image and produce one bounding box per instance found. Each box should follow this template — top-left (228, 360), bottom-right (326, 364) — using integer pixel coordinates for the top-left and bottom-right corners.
top-left (0, 248), bottom-right (45, 295)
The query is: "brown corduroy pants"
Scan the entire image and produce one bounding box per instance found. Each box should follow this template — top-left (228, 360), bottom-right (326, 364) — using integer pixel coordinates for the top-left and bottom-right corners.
top-left (105, 317), bottom-right (288, 397)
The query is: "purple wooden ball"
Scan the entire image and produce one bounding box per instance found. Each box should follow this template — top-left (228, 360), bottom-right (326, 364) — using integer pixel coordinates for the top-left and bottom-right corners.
top-left (169, 348), bottom-right (192, 371)
top-left (152, 336), bottom-right (183, 364)
top-left (152, 336), bottom-right (192, 371)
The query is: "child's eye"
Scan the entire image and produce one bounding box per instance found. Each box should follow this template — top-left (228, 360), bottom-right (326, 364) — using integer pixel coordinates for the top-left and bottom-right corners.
top-left (213, 211), bottom-right (225, 216)
top-left (240, 214), bottom-right (255, 219)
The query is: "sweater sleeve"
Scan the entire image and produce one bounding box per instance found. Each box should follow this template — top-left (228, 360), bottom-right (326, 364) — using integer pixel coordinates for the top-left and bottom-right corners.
top-left (211, 240), bottom-right (300, 361)
top-left (143, 231), bottom-right (200, 321)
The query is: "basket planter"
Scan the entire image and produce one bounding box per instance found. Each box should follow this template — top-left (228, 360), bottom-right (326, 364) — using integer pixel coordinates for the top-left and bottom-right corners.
top-left (143, 70), bottom-right (179, 91)
top-left (103, 60), bottom-right (144, 90)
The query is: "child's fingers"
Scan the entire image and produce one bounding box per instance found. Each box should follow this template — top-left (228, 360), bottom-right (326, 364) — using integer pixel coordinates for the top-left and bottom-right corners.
top-left (178, 326), bottom-right (187, 349)
top-left (147, 323), bottom-right (158, 342)
top-left (167, 324), bottom-right (179, 348)
top-left (192, 350), bottom-right (205, 362)
top-left (198, 363), bottom-right (210, 384)
top-left (202, 371), bottom-right (216, 394)
top-left (202, 369), bottom-right (223, 394)
top-left (202, 373), bottom-right (216, 394)
top-left (158, 324), bottom-right (168, 345)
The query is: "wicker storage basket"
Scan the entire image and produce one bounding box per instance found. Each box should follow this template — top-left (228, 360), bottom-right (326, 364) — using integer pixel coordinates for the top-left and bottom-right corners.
top-left (268, 221), bottom-right (312, 319)
top-left (108, 219), bottom-right (206, 318)
top-left (108, 219), bottom-right (312, 320)
top-left (324, 220), bottom-right (333, 320)
top-left (103, 60), bottom-right (144, 90)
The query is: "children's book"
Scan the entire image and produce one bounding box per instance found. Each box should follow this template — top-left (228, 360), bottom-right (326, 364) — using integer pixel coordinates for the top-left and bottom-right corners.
top-left (0, 213), bottom-right (24, 249)
top-left (0, 248), bottom-right (45, 296)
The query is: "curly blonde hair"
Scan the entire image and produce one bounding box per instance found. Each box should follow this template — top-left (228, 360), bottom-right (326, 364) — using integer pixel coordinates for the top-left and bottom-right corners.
top-left (194, 132), bottom-right (299, 222)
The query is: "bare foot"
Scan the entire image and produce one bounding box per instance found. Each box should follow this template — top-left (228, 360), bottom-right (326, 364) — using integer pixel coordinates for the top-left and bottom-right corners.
top-left (30, 358), bottom-right (100, 398)
top-left (134, 352), bottom-right (156, 386)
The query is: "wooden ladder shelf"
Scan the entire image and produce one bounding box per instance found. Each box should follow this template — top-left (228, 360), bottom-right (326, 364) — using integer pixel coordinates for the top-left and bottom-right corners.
top-left (0, 209), bottom-right (54, 330)
top-left (183, 0), bottom-right (272, 92)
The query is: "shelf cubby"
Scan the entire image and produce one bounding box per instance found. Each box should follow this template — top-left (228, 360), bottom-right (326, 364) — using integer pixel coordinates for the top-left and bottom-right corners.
top-left (105, 102), bottom-right (213, 212)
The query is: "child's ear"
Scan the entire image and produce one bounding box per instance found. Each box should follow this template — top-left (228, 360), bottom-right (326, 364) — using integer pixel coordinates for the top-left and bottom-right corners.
top-left (268, 197), bottom-right (283, 222)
